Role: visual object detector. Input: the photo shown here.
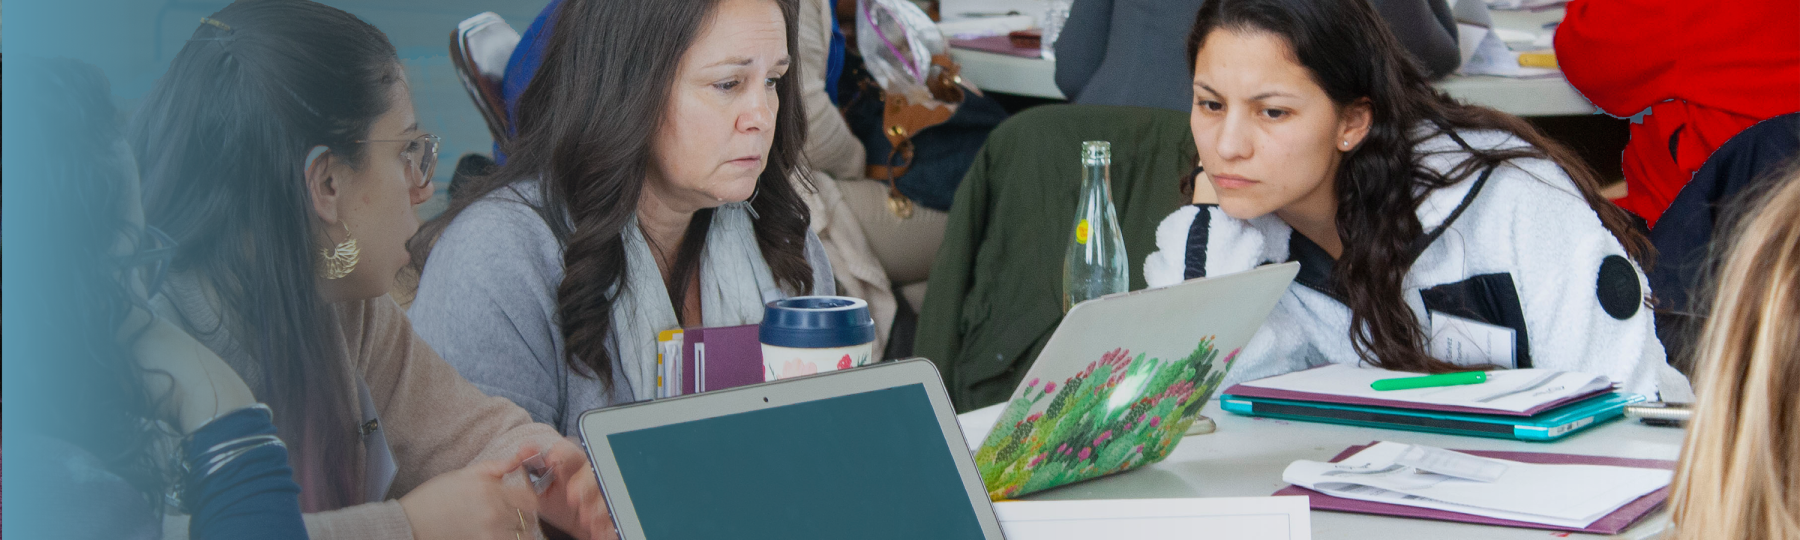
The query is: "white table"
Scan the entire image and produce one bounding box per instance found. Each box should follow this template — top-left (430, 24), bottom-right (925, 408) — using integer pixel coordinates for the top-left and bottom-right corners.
top-left (961, 400), bottom-right (1684, 540)
top-left (950, 8), bottom-right (1598, 117)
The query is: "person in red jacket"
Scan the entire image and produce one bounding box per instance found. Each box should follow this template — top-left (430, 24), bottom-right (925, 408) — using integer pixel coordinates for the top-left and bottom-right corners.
top-left (1555, 0), bottom-right (1800, 228)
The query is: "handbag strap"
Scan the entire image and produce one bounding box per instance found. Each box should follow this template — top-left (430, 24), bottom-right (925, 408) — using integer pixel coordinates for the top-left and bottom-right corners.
top-left (867, 53), bottom-right (977, 218)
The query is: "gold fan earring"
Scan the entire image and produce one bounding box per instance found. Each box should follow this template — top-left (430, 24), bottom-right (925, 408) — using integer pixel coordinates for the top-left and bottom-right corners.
top-left (318, 222), bottom-right (360, 280)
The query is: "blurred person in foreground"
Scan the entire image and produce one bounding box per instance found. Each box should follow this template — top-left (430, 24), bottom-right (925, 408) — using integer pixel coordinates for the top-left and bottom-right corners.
top-left (1667, 162), bottom-right (1800, 540)
top-left (6, 56), bottom-right (307, 540)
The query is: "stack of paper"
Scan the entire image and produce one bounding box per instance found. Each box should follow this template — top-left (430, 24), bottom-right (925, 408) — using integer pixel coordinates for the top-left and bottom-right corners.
top-left (1283, 442), bottom-right (1670, 528)
top-left (1234, 365), bottom-right (1614, 415)
top-left (1485, 0), bottom-right (1566, 11)
top-left (937, 15), bottom-right (1036, 40)
top-left (937, 0), bottom-right (1041, 39)
top-left (1455, 19), bottom-right (1561, 78)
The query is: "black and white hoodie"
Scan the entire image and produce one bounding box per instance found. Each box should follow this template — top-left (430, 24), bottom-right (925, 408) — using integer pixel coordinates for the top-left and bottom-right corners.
top-left (1143, 129), bottom-right (1692, 400)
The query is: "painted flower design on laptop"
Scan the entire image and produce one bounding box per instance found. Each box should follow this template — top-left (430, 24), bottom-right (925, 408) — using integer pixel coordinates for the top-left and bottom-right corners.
top-left (973, 337), bottom-right (1238, 499)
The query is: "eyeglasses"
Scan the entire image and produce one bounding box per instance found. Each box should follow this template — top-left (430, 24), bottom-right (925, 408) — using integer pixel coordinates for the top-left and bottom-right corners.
top-left (118, 226), bottom-right (177, 300)
top-left (356, 133), bottom-right (440, 190)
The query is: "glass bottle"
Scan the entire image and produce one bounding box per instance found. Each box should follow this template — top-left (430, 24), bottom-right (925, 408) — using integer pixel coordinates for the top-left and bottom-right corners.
top-left (1062, 141), bottom-right (1129, 311)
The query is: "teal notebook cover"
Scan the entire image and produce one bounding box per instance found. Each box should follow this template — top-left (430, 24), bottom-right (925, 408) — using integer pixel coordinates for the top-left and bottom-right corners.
top-left (1219, 392), bottom-right (1645, 441)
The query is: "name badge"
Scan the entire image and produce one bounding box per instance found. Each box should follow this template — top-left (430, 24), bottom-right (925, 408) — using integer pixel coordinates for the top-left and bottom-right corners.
top-left (1428, 311), bottom-right (1517, 369)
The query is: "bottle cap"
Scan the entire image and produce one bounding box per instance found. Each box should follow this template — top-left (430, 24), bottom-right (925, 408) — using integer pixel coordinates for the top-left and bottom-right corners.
top-left (1082, 141), bottom-right (1111, 162)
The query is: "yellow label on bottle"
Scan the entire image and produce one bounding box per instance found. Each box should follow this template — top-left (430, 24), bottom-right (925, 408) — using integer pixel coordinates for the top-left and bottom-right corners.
top-left (1076, 219), bottom-right (1091, 244)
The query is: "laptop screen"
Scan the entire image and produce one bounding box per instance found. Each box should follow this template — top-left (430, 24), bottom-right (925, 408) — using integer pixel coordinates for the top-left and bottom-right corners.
top-left (605, 383), bottom-right (987, 539)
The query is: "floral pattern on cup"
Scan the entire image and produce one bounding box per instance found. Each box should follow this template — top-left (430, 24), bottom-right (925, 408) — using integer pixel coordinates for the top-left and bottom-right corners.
top-left (779, 358), bottom-right (819, 379)
top-left (762, 343), bottom-right (876, 381)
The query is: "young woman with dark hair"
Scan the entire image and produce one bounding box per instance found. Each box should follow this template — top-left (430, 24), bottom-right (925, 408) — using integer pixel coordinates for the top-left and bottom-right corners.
top-left (7, 56), bottom-right (305, 540)
top-left (131, 1), bottom-right (612, 538)
top-left (408, 0), bottom-right (833, 432)
top-left (1141, 0), bottom-right (1691, 398)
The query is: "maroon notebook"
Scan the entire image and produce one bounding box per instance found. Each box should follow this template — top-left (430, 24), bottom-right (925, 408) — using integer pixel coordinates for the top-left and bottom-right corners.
top-left (681, 324), bottom-right (766, 394)
top-left (949, 35), bottom-right (1042, 58)
top-left (1273, 442), bottom-right (1674, 535)
top-left (1222, 366), bottom-right (1617, 417)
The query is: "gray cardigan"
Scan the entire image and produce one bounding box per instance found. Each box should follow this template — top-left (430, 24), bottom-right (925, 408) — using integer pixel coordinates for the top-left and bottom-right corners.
top-left (408, 182), bottom-right (835, 433)
top-left (1053, 0), bottom-right (1461, 112)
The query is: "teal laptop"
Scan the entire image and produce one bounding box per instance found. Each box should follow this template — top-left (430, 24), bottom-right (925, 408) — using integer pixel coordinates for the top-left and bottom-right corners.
top-left (1218, 392), bottom-right (1645, 441)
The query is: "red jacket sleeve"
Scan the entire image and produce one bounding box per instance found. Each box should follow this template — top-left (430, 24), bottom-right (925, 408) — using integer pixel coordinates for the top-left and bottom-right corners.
top-left (1557, 0), bottom-right (1800, 119)
top-left (1556, 0), bottom-right (1683, 116)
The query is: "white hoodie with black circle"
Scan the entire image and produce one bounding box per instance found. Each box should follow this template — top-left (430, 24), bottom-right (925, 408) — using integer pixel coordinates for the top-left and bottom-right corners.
top-left (1143, 129), bottom-right (1693, 400)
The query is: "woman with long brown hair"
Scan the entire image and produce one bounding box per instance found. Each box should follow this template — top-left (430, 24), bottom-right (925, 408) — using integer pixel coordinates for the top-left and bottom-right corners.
top-left (132, 1), bottom-right (612, 537)
top-left (408, 0), bottom-right (832, 433)
top-left (1141, 0), bottom-right (1690, 398)
top-left (1667, 166), bottom-right (1800, 540)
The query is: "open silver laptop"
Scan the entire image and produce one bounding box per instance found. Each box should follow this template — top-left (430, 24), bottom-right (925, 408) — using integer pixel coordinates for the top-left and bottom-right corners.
top-left (578, 359), bottom-right (1006, 540)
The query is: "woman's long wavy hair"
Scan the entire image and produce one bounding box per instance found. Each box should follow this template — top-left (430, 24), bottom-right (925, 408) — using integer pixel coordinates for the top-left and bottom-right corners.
top-left (131, 0), bottom-right (401, 511)
top-left (412, 0), bottom-right (814, 389)
top-left (1185, 0), bottom-right (1651, 373)
top-left (1669, 163), bottom-right (1800, 540)
top-left (14, 57), bottom-right (171, 509)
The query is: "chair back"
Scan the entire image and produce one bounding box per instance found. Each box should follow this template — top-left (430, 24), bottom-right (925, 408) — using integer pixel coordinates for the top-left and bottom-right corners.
top-left (450, 12), bottom-right (521, 143)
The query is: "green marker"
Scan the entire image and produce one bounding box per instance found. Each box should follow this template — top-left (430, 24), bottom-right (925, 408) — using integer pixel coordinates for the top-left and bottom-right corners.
top-left (1370, 371), bottom-right (1488, 391)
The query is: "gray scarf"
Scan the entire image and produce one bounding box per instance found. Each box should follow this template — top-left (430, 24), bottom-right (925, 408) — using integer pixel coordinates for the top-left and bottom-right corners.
top-left (605, 202), bottom-right (783, 401)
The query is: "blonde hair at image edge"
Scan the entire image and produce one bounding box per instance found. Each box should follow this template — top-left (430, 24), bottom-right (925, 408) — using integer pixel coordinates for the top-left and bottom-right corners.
top-left (1669, 165), bottom-right (1800, 540)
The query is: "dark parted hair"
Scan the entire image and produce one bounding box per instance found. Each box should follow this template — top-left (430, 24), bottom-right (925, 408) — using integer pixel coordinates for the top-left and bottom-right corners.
top-left (131, 0), bottom-right (401, 511)
top-left (412, 0), bottom-right (814, 390)
top-left (12, 57), bottom-right (171, 510)
top-left (1185, 0), bottom-right (1651, 373)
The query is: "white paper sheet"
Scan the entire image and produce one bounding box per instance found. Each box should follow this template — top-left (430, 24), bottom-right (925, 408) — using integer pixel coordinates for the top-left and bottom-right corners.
top-left (938, 16), bottom-right (1037, 39)
top-left (1283, 442), bottom-right (1669, 527)
top-left (1238, 365), bottom-right (1614, 413)
top-left (1485, 0), bottom-right (1566, 11)
top-left (1427, 312), bottom-right (1518, 368)
top-left (994, 497), bottom-right (1311, 540)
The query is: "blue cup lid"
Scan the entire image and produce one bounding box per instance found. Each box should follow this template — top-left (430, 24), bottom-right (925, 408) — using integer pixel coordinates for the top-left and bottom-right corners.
top-left (760, 296), bottom-right (876, 349)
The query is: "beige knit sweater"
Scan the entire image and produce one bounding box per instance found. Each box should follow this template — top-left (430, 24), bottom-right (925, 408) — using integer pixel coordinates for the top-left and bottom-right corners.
top-left (157, 277), bottom-right (564, 539)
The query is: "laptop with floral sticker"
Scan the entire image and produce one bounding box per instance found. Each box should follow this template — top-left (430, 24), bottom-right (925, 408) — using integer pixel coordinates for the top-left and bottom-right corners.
top-left (973, 263), bottom-right (1298, 499)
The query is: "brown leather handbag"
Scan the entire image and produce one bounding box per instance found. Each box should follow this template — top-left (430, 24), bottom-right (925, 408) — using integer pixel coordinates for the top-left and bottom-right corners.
top-left (847, 53), bottom-right (1009, 217)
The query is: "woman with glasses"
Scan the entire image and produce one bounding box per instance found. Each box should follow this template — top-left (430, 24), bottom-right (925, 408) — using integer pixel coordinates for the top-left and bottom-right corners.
top-left (130, 1), bottom-right (613, 538)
